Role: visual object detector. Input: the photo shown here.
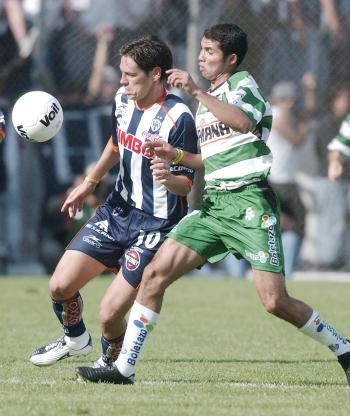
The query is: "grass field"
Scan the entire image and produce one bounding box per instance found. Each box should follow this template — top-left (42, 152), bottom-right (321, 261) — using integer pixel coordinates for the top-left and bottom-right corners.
top-left (1, 275), bottom-right (350, 416)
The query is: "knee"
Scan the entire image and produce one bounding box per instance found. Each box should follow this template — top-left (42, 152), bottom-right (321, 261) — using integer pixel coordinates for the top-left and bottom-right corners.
top-left (49, 277), bottom-right (73, 301)
top-left (99, 299), bottom-right (119, 329)
top-left (262, 294), bottom-right (289, 317)
top-left (142, 263), bottom-right (167, 297)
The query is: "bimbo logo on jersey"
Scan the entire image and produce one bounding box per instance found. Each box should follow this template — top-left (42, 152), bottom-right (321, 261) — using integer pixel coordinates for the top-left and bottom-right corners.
top-left (116, 128), bottom-right (152, 158)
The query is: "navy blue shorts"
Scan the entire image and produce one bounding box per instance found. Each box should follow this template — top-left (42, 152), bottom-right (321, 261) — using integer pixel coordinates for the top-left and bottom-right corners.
top-left (67, 191), bottom-right (177, 288)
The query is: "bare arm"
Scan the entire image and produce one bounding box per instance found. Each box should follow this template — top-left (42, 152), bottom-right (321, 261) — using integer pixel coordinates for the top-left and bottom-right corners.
top-left (300, 72), bottom-right (317, 119)
top-left (166, 69), bottom-right (252, 133)
top-left (143, 140), bottom-right (204, 171)
top-left (288, 0), bottom-right (306, 47)
top-left (61, 140), bottom-right (120, 217)
top-left (4, 0), bottom-right (27, 47)
top-left (328, 150), bottom-right (344, 181)
top-left (272, 109), bottom-right (309, 147)
top-left (150, 159), bottom-right (192, 196)
top-left (320, 0), bottom-right (344, 43)
top-left (87, 26), bottom-right (114, 101)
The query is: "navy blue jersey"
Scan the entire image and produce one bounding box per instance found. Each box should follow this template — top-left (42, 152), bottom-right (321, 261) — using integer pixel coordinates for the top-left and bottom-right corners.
top-left (111, 88), bottom-right (198, 220)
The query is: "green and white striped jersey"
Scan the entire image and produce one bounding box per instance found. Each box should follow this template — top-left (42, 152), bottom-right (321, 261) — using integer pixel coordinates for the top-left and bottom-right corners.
top-left (328, 113), bottom-right (350, 157)
top-left (196, 70), bottom-right (273, 190)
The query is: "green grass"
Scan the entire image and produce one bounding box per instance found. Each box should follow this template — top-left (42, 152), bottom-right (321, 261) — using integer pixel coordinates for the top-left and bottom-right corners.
top-left (1, 276), bottom-right (350, 416)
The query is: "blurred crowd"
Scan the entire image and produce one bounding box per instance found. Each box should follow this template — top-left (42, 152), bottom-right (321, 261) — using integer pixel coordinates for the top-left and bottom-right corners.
top-left (1, 0), bottom-right (350, 276)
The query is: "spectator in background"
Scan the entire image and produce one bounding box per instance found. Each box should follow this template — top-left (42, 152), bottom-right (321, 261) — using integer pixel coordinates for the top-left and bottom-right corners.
top-left (259, 0), bottom-right (344, 111)
top-left (324, 0), bottom-right (350, 86)
top-left (84, 26), bottom-right (119, 105)
top-left (156, 0), bottom-right (188, 68)
top-left (328, 114), bottom-right (350, 179)
top-left (268, 74), bottom-right (317, 276)
top-left (0, 0), bottom-right (33, 101)
top-left (314, 85), bottom-right (350, 269)
top-left (50, 0), bottom-right (152, 105)
top-left (259, 0), bottom-right (307, 98)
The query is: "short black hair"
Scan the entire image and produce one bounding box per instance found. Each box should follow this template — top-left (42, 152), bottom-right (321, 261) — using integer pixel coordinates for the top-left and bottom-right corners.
top-left (203, 23), bottom-right (248, 66)
top-left (120, 36), bottom-right (173, 81)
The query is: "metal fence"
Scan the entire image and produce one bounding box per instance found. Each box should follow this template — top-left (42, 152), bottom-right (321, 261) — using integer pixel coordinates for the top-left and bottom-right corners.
top-left (1, 0), bottom-right (350, 275)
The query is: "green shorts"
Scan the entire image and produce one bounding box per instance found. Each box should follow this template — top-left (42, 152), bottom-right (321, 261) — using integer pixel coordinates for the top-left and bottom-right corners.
top-left (168, 181), bottom-right (285, 274)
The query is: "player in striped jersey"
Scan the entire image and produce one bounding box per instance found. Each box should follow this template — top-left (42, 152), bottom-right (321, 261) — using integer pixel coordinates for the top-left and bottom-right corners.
top-left (328, 113), bottom-right (350, 180)
top-left (76, 24), bottom-right (350, 385)
top-left (29, 36), bottom-right (197, 368)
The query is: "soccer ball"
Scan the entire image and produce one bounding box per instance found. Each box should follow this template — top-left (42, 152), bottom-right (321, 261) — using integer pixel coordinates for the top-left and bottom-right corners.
top-left (12, 91), bottom-right (63, 142)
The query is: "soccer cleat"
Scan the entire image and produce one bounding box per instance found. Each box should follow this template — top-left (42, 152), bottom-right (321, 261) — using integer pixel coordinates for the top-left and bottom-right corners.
top-left (337, 350), bottom-right (350, 385)
top-left (30, 335), bottom-right (93, 366)
top-left (75, 366), bottom-right (134, 384)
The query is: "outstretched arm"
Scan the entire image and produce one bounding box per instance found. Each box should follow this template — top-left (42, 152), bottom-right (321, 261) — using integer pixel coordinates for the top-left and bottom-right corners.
top-left (143, 140), bottom-right (204, 171)
top-left (61, 140), bottom-right (119, 217)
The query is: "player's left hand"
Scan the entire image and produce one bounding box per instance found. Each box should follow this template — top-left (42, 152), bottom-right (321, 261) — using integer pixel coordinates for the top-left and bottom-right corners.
top-left (150, 158), bottom-right (172, 183)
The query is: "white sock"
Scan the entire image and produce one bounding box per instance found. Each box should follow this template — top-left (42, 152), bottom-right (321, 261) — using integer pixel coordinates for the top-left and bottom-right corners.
top-left (115, 301), bottom-right (159, 377)
top-left (65, 331), bottom-right (90, 350)
top-left (299, 310), bottom-right (350, 356)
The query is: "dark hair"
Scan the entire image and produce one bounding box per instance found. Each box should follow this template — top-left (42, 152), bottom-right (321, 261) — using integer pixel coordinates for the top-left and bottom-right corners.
top-left (203, 23), bottom-right (248, 66)
top-left (120, 36), bottom-right (173, 81)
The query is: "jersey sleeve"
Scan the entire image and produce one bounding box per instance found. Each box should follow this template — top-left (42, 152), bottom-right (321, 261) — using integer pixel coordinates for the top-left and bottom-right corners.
top-left (168, 111), bottom-right (198, 179)
top-left (226, 78), bottom-right (267, 129)
top-left (327, 113), bottom-right (350, 157)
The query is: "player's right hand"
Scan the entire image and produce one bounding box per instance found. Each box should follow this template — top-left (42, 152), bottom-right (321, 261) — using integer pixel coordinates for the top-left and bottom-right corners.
top-left (142, 140), bottom-right (177, 162)
top-left (166, 68), bottom-right (199, 97)
top-left (61, 181), bottom-right (96, 218)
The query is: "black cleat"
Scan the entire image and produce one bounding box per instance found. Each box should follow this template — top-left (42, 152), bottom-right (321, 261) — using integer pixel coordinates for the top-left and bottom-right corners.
top-left (337, 351), bottom-right (350, 385)
top-left (75, 366), bottom-right (134, 385)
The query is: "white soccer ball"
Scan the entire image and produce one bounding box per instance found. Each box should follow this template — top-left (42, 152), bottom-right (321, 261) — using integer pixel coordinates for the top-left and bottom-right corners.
top-left (12, 91), bottom-right (63, 142)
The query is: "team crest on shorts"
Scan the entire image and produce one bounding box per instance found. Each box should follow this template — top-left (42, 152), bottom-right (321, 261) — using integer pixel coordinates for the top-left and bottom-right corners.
top-left (125, 248), bottom-right (141, 271)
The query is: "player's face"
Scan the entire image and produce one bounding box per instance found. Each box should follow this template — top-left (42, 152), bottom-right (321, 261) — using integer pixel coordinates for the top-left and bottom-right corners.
top-left (198, 37), bottom-right (235, 85)
top-left (119, 56), bottom-right (155, 103)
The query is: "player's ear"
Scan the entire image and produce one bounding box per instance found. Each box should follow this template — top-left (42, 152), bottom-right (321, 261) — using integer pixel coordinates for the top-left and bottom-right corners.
top-left (152, 67), bottom-right (162, 82)
top-left (226, 53), bottom-right (237, 67)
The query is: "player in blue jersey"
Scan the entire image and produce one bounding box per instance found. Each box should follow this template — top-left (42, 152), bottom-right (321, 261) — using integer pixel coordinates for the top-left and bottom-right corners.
top-left (29, 36), bottom-right (198, 367)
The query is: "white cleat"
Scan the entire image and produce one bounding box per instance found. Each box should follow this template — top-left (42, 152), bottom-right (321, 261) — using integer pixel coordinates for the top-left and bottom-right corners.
top-left (92, 356), bottom-right (114, 368)
top-left (30, 335), bottom-right (92, 366)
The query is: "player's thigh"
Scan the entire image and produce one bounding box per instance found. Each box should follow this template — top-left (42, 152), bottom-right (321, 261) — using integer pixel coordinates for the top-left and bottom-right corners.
top-left (100, 272), bottom-right (137, 322)
top-left (143, 237), bottom-right (205, 287)
top-left (50, 250), bottom-right (106, 298)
